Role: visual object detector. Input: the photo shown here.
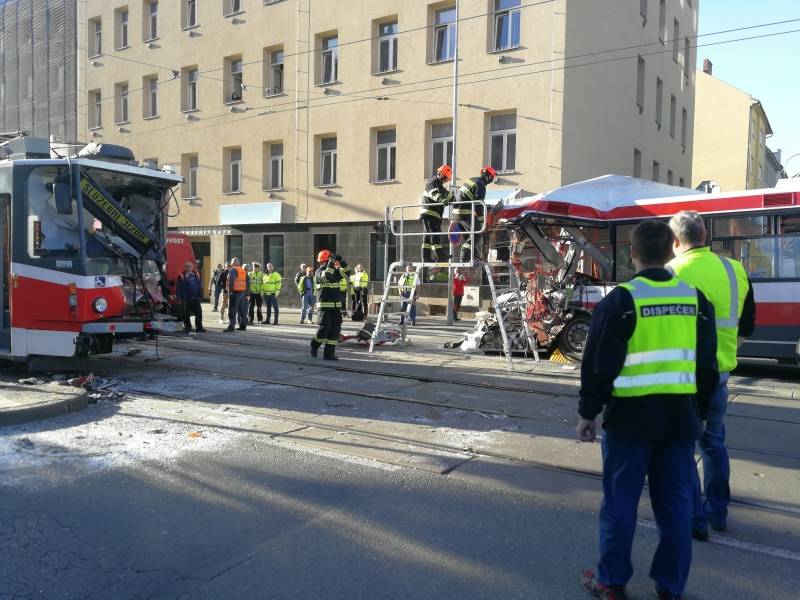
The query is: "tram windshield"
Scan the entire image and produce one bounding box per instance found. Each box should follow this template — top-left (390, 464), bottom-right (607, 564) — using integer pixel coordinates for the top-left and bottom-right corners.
top-left (26, 165), bottom-right (171, 276)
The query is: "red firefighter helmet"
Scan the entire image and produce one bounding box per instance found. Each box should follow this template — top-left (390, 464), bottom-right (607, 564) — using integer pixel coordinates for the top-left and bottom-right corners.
top-left (437, 164), bottom-right (453, 181)
top-left (481, 166), bottom-right (497, 183)
top-left (317, 249), bottom-right (332, 263)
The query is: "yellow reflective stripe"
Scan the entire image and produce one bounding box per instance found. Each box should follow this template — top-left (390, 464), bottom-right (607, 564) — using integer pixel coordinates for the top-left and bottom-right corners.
top-left (613, 371), bottom-right (696, 389)
top-left (623, 349), bottom-right (696, 367)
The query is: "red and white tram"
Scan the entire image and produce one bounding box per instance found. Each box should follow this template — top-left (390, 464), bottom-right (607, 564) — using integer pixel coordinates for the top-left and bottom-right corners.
top-left (0, 135), bottom-right (182, 369)
top-left (497, 175), bottom-right (800, 363)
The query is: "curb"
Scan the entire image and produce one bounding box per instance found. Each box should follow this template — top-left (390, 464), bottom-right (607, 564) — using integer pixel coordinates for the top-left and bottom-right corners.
top-left (0, 393), bottom-right (89, 427)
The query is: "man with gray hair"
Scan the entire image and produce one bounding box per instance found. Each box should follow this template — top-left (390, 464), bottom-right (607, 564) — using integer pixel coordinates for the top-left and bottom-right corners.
top-left (667, 210), bottom-right (756, 541)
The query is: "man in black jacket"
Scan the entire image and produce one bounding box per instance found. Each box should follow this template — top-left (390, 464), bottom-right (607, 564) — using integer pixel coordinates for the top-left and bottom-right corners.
top-left (578, 220), bottom-right (718, 600)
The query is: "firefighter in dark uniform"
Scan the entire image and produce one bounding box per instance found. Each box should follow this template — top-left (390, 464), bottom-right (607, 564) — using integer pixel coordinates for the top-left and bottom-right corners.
top-left (311, 249), bottom-right (350, 361)
top-left (452, 166), bottom-right (496, 263)
top-left (578, 220), bottom-right (719, 600)
top-left (420, 165), bottom-right (454, 263)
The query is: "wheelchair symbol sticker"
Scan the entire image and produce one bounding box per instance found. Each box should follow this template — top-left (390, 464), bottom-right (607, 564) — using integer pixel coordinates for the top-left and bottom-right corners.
top-left (95, 276), bottom-right (106, 288)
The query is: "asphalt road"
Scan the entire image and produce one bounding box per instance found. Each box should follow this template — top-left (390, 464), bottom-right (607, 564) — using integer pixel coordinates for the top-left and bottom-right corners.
top-left (2, 394), bottom-right (799, 600)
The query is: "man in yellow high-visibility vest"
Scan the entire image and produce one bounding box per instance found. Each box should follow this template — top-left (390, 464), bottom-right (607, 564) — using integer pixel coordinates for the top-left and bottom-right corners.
top-left (578, 220), bottom-right (718, 600)
top-left (667, 210), bottom-right (756, 541)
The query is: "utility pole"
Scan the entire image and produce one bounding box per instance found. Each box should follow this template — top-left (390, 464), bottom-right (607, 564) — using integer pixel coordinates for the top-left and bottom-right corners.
top-left (446, 0), bottom-right (459, 326)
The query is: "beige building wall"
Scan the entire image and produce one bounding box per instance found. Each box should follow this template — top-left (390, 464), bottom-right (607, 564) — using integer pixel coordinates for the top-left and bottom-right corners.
top-left (693, 70), bottom-right (773, 191)
top-left (562, 0), bottom-right (697, 187)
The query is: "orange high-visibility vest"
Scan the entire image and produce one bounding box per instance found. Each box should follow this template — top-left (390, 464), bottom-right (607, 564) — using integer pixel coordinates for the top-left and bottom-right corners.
top-left (231, 266), bottom-right (247, 292)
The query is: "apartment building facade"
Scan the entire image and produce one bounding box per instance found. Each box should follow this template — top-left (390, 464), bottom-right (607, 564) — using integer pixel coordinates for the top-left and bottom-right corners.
top-left (0, 0), bottom-right (81, 141)
top-left (693, 60), bottom-right (776, 191)
top-left (81, 0), bottom-right (696, 289)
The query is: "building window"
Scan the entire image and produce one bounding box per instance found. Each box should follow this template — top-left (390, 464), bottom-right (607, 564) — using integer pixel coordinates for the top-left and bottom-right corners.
top-left (667, 170), bottom-right (674, 185)
top-left (226, 235), bottom-right (243, 262)
top-left (320, 35), bottom-right (339, 84)
top-left (669, 94), bottom-right (676, 138)
top-left (673, 19), bottom-right (680, 63)
top-left (263, 235), bottom-right (285, 275)
top-left (652, 160), bottom-right (660, 182)
top-left (89, 90), bottom-right (102, 128)
top-left (89, 17), bottom-right (102, 56)
top-left (681, 107), bottom-right (688, 150)
top-left (144, 1), bottom-right (158, 41)
top-left (226, 56), bottom-right (243, 103)
top-left (265, 48), bottom-right (284, 96)
top-left (655, 77), bottom-right (663, 129)
top-left (115, 83), bottom-right (129, 124)
top-left (640, 0), bottom-right (648, 20)
top-left (144, 76), bottom-right (158, 117)
top-left (490, 113), bottom-right (516, 173)
top-left (683, 37), bottom-right (691, 81)
top-left (226, 147), bottom-right (242, 193)
top-left (378, 21), bottom-right (398, 73)
top-left (183, 154), bottom-right (198, 198)
top-left (658, 0), bottom-right (666, 43)
top-left (375, 129), bottom-right (397, 182)
top-left (636, 55), bottom-right (645, 111)
top-left (184, 0), bottom-right (198, 28)
top-left (633, 148), bottom-right (642, 178)
top-left (433, 7), bottom-right (457, 63)
top-left (224, 0), bottom-right (242, 16)
top-left (493, 0), bottom-right (521, 51)
top-left (320, 137), bottom-right (337, 186)
top-left (267, 142), bottom-right (284, 189)
top-left (431, 121), bottom-right (454, 176)
top-left (184, 68), bottom-right (198, 111)
top-left (115, 9), bottom-right (128, 49)
top-left (679, 177), bottom-right (685, 187)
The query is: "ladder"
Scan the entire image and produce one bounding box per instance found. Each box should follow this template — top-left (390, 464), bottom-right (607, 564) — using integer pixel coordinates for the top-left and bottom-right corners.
top-left (368, 262), bottom-right (422, 351)
top-left (369, 260), bottom-right (539, 370)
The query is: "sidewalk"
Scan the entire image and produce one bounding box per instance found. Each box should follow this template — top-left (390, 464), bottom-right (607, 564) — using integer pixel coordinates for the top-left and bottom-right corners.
top-left (0, 377), bottom-right (88, 427)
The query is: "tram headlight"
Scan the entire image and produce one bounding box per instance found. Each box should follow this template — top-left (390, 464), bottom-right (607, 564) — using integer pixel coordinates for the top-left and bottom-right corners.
top-left (93, 297), bottom-right (108, 313)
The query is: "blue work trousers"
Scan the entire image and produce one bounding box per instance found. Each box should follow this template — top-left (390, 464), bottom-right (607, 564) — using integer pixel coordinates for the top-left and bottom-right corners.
top-left (213, 286), bottom-right (222, 310)
top-left (264, 294), bottom-right (279, 324)
top-left (692, 372), bottom-right (730, 530)
top-left (598, 429), bottom-right (695, 597)
top-left (400, 292), bottom-right (416, 325)
top-left (301, 293), bottom-right (315, 322)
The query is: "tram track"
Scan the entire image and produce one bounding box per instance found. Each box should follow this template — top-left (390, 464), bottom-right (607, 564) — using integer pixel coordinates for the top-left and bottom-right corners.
top-left (150, 333), bottom-right (800, 427)
top-left (110, 360), bottom-right (800, 522)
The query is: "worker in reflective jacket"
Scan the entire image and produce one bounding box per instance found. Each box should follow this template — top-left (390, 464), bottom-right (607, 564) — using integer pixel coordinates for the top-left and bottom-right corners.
top-left (667, 210), bottom-right (755, 541)
top-left (452, 166), bottom-right (495, 263)
top-left (398, 264), bottom-right (418, 326)
top-left (225, 257), bottom-right (250, 332)
top-left (311, 249), bottom-right (350, 360)
top-left (350, 264), bottom-right (369, 320)
top-left (248, 262), bottom-right (264, 324)
top-left (262, 263), bottom-right (283, 325)
top-left (420, 165), bottom-right (454, 262)
top-left (577, 220), bottom-right (718, 600)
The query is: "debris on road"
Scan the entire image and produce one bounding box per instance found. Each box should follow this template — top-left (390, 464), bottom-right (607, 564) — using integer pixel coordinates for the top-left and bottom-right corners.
top-left (18, 377), bottom-right (45, 385)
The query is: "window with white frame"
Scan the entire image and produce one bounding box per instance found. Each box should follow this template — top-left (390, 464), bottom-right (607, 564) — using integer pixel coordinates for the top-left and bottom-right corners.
top-left (115, 83), bottom-right (129, 124)
top-left (185, 68), bottom-right (198, 111)
top-left (228, 58), bottom-right (243, 102)
top-left (490, 114), bottom-right (516, 173)
top-left (184, 0), bottom-right (198, 28)
top-left (669, 94), bottom-right (676, 138)
top-left (431, 121), bottom-right (454, 176)
top-left (183, 154), bottom-right (199, 198)
top-left (90, 18), bottom-right (102, 56)
top-left (265, 49), bottom-right (284, 96)
top-left (227, 148), bottom-right (242, 192)
top-left (89, 90), bottom-right (102, 128)
top-left (224, 0), bottom-right (242, 16)
top-left (269, 143), bottom-right (284, 189)
top-left (433, 7), bottom-right (456, 62)
top-left (636, 55), bottom-right (645, 111)
top-left (144, 0), bottom-right (158, 40)
top-left (375, 129), bottom-right (397, 182)
top-left (320, 137), bottom-right (337, 186)
top-left (144, 76), bottom-right (158, 117)
top-left (655, 77), bottom-right (663, 129)
top-left (494, 0), bottom-right (521, 51)
top-left (115, 9), bottom-right (128, 49)
top-left (378, 21), bottom-right (398, 73)
top-left (320, 36), bottom-right (338, 84)
top-left (681, 107), bottom-right (688, 149)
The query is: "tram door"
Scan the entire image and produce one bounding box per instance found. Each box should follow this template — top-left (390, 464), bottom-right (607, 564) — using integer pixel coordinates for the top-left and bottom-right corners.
top-left (0, 193), bottom-right (9, 350)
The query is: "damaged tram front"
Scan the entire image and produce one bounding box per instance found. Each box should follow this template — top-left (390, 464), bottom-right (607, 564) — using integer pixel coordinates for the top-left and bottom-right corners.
top-left (0, 136), bottom-right (182, 368)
